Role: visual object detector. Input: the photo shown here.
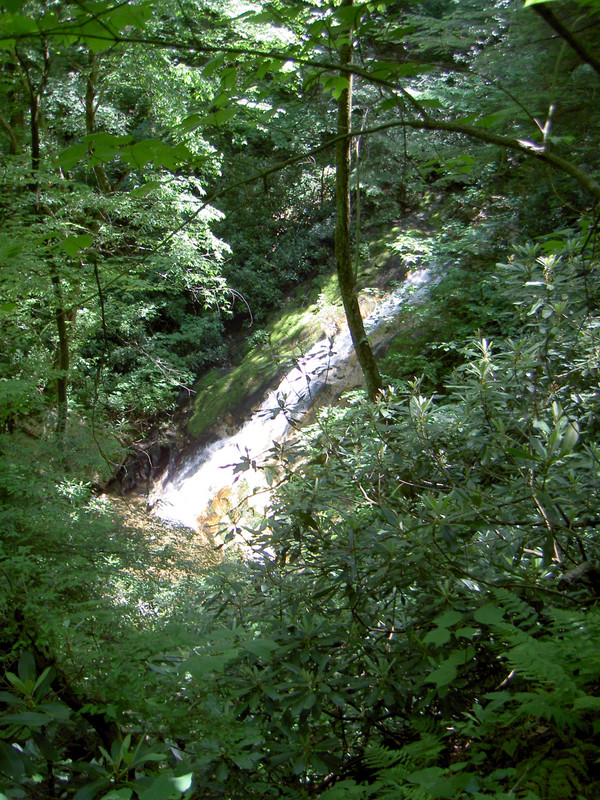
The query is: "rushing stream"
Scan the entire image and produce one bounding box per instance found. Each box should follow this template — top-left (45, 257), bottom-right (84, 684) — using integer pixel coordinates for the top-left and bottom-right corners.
top-left (150, 268), bottom-right (434, 534)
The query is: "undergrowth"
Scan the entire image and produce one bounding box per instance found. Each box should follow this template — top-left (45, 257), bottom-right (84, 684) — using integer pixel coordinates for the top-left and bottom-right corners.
top-left (3, 224), bottom-right (600, 799)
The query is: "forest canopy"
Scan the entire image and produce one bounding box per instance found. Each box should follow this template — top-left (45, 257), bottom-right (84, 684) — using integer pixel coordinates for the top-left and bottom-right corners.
top-left (1, 0), bottom-right (600, 798)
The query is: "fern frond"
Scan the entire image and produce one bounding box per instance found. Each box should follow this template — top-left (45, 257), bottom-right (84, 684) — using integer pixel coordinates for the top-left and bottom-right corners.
top-left (523, 747), bottom-right (587, 800)
top-left (512, 690), bottom-right (577, 729)
top-left (508, 641), bottom-right (576, 693)
top-left (363, 742), bottom-right (410, 771)
top-left (493, 588), bottom-right (538, 628)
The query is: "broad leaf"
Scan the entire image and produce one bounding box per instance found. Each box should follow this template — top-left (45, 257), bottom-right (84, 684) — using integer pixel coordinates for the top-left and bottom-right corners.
top-left (138, 773), bottom-right (193, 800)
top-left (61, 235), bottom-right (94, 257)
top-left (1, 711), bottom-right (52, 727)
top-left (244, 638), bottom-right (279, 658)
top-left (474, 604), bottom-right (505, 626)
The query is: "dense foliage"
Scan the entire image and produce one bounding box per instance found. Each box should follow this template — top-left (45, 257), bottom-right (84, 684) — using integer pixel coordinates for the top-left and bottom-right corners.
top-left (1, 0), bottom-right (600, 798)
top-left (183, 232), bottom-right (600, 799)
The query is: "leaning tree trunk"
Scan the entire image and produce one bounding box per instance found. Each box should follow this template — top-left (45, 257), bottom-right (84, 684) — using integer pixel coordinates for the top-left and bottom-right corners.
top-left (334, 0), bottom-right (382, 401)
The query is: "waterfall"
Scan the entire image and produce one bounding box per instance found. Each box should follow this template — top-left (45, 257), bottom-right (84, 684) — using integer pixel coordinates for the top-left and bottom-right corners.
top-left (150, 269), bottom-right (434, 534)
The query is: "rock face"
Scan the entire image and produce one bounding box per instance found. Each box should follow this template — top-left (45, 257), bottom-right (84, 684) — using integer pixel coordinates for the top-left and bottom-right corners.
top-left (107, 431), bottom-right (177, 496)
top-left (148, 269), bottom-right (435, 540)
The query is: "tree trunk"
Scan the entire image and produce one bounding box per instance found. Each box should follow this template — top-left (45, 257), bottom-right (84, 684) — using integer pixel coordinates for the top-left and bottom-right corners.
top-left (0, 112), bottom-right (19, 154)
top-left (19, 43), bottom-right (71, 437)
top-left (334, 0), bottom-right (382, 401)
top-left (86, 52), bottom-right (112, 194)
top-left (50, 268), bottom-right (70, 437)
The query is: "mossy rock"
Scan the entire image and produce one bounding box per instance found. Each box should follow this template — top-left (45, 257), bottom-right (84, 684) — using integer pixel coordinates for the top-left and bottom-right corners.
top-left (186, 224), bottom-right (430, 441)
top-left (187, 292), bottom-right (333, 439)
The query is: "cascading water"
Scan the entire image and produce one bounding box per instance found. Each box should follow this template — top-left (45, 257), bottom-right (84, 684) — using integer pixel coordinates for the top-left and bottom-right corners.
top-left (150, 268), bottom-right (434, 533)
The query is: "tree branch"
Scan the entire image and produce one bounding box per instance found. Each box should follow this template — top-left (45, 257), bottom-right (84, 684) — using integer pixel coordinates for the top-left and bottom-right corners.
top-left (397, 116), bottom-right (600, 202)
top-left (0, 112), bottom-right (19, 154)
top-left (533, 3), bottom-right (600, 78)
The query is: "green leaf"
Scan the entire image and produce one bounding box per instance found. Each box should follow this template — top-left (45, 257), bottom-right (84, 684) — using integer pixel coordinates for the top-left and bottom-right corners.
top-left (202, 55), bottom-right (225, 78)
top-left (105, 2), bottom-right (152, 32)
top-left (61, 234), bottom-right (94, 257)
top-left (56, 143), bottom-right (88, 169)
top-left (0, 691), bottom-right (21, 706)
top-left (220, 66), bottom-right (237, 90)
top-left (320, 779), bottom-right (365, 798)
top-left (294, 510), bottom-right (320, 530)
top-left (423, 627), bottom-right (451, 646)
top-left (380, 506), bottom-right (398, 525)
top-left (205, 108), bottom-right (238, 127)
top-left (425, 661), bottom-right (457, 688)
top-left (120, 140), bottom-right (189, 170)
top-left (329, 692), bottom-right (346, 707)
top-left (368, 60), bottom-right (399, 80)
top-left (456, 627), bottom-right (477, 640)
top-left (83, 132), bottom-right (127, 163)
top-left (127, 181), bottom-right (161, 198)
top-left (129, 141), bottom-right (159, 168)
top-left (1, 711), bottom-right (52, 727)
top-left (530, 436), bottom-right (547, 459)
top-left (86, 37), bottom-right (114, 53)
top-left (186, 654), bottom-right (236, 678)
top-left (33, 666), bottom-right (55, 699)
top-left (130, 751), bottom-right (167, 767)
top-left (231, 754), bottom-right (255, 769)
top-left (332, 4), bottom-right (363, 27)
top-left (539, 239), bottom-right (566, 253)
top-left (0, 741), bottom-right (28, 783)
top-left (211, 91), bottom-right (230, 109)
top-left (39, 701), bottom-right (70, 721)
top-left (507, 447), bottom-right (537, 463)
top-left (0, 12), bottom-right (38, 40)
top-left (18, 652), bottom-right (36, 684)
top-left (244, 638), bottom-right (279, 658)
top-left (5, 673), bottom-right (26, 694)
top-left (74, 778), bottom-right (111, 800)
top-left (474, 604), bottom-right (505, 626)
top-left (2, 1), bottom-right (29, 10)
top-left (560, 422), bottom-right (579, 455)
top-left (0, 302), bottom-right (17, 314)
top-left (99, 791), bottom-right (132, 800)
top-left (408, 766), bottom-right (446, 789)
top-left (502, 739), bottom-right (518, 758)
top-left (331, 76), bottom-right (349, 100)
top-left (255, 58), bottom-right (284, 80)
top-left (179, 113), bottom-right (203, 133)
top-left (0, 240), bottom-right (24, 260)
top-left (138, 772), bottom-right (193, 800)
top-left (435, 610), bottom-right (463, 628)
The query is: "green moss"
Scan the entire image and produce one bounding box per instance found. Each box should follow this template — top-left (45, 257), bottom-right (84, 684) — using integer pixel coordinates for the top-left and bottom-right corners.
top-left (187, 271), bottom-right (346, 439)
top-left (366, 226), bottom-right (434, 276)
top-left (187, 225), bottom-right (430, 440)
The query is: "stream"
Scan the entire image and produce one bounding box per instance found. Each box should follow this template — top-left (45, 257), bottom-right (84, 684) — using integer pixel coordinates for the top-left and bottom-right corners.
top-left (149, 268), bottom-right (434, 537)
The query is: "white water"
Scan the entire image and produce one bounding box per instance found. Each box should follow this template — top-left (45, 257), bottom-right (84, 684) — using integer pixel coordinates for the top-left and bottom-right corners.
top-left (150, 269), bottom-right (433, 531)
